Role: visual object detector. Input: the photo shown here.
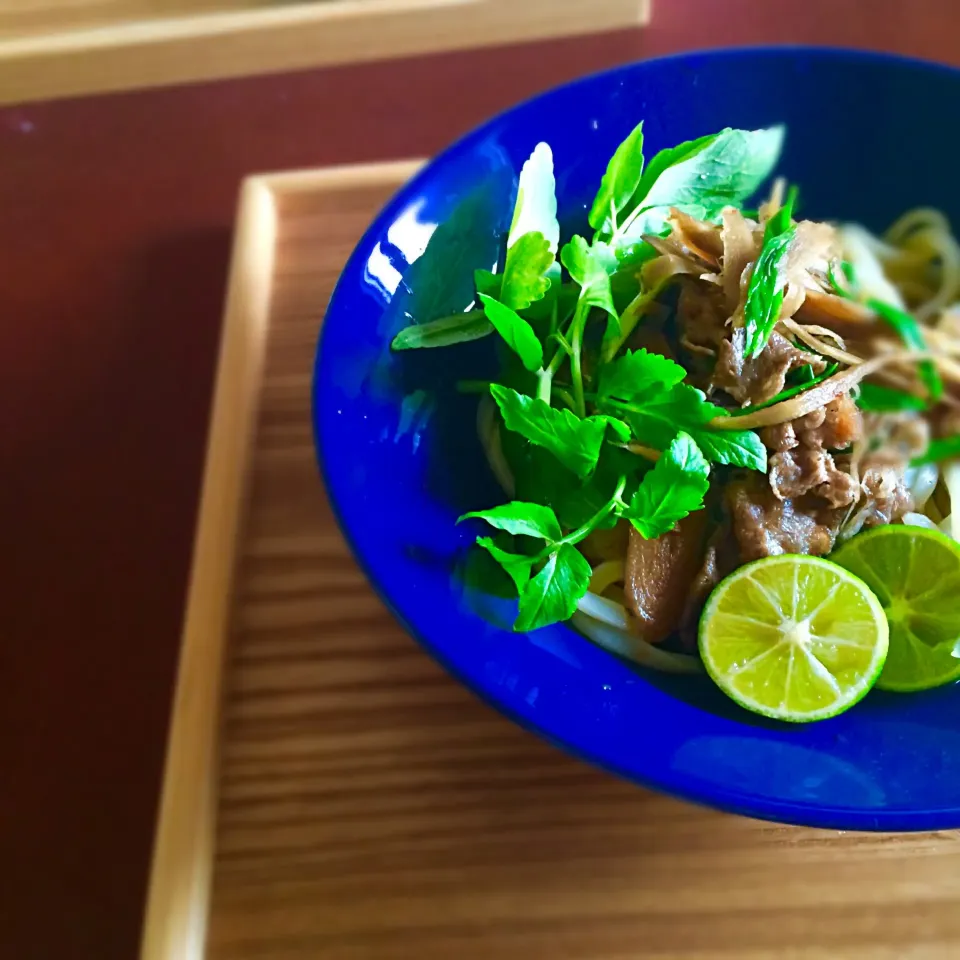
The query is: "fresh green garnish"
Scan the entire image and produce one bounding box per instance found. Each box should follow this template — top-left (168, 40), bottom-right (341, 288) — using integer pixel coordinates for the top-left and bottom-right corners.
top-left (490, 384), bottom-right (609, 479)
top-left (597, 348), bottom-right (687, 401)
top-left (827, 259), bottom-right (943, 404)
top-left (866, 298), bottom-right (943, 403)
top-left (623, 432), bottom-right (709, 538)
top-left (392, 129), bottom-right (783, 632)
top-left (912, 434), bottom-right (960, 467)
top-left (391, 310), bottom-right (492, 350)
top-left (588, 119), bottom-right (645, 236)
top-left (856, 382), bottom-right (926, 413)
top-left (598, 382), bottom-right (767, 471)
top-left (743, 185), bottom-right (798, 358)
top-left (601, 126), bottom-right (784, 265)
top-left (478, 294), bottom-right (543, 373)
top-left (499, 231), bottom-right (555, 311)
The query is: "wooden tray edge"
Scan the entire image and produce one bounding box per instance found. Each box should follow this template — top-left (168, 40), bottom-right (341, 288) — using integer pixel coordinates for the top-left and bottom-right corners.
top-left (139, 159), bottom-right (422, 960)
top-left (0, 0), bottom-right (649, 106)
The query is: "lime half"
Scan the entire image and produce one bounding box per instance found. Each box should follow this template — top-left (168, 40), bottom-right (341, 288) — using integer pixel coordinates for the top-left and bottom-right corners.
top-left (832, 526), bottom-right (960, 692)
top-left (700, 555), bottom-right (888, 722)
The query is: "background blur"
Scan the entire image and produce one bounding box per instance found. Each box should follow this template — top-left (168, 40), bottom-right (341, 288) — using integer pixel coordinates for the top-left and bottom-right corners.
top-left (2, 2), bottom-right (960, 959)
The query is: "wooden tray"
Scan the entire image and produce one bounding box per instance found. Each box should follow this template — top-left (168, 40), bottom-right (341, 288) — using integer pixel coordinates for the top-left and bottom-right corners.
top-left (142, 161), bottom-right (960, 960)
top-left (0, 0), bottom-right (649, 105)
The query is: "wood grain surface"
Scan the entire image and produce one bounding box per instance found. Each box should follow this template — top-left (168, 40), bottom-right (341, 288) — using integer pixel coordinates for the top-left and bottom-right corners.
top-left (157, 162), bottom-right (960, 960)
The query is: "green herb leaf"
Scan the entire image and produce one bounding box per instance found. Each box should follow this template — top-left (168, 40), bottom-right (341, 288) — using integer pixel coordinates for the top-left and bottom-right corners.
top-left (476, 536), bottom-right (536, 595)
top-left (603, 383), bottom-right (767, 471)
top-left (857, 382), bottom-right (927, 413)
top-left (391, 310), bottom-right (493, 350)
top-left (867, 298), bottom-right (943, 403)
top-left (478, 294), bottom-right (543, 373)
top-left (743, 196), bottom-right (797, 359)
top-left (474, 268), bottom-right (502, 298)
top-left (588, 120), bottom-right (644, 235)
top-left (514, 543), bottom-right (592, 632)
top-left (593, 414), bottom-right (632, 444)
top-left (624, 432), bottom-right (709, 538)
top-left (382, 173), bottom-right (511, 335)
top-left (597, 348), bottom-right (687, 402)
top-left (692, 425), bottom-right (768, 472)
top-left (912, 435), bottom-right (960, 467)
top-left (610, 126), bottom-right (784, 258)
top-left (560, 235), bottom-right (618, 319)
top-left (500, 231), bottom-right (555, 311)
top-left (491, 384), bottom-right (608, 478)
top-left (460, 501), bottom-right (562, 541)
top-left (508, 142), bottom-right (560, 254)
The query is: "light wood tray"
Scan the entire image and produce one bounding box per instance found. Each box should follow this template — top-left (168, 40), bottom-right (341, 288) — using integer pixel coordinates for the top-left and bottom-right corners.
top-left (0, 0), bottom-right (649, 105)
top-left (142, 161), bottom-right (960, 960)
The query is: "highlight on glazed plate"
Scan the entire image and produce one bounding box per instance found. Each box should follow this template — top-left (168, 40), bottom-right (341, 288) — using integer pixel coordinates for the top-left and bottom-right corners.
top-left (391, 122), bottom-right (960, 722)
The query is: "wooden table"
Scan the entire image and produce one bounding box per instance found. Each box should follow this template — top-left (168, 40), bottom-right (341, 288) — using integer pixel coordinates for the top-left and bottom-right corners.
top-left (4, 2), bottom-right (960, 958)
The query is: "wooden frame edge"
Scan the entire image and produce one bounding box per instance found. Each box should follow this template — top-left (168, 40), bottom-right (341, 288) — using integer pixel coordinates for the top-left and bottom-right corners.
top-left (139, 158), bottom-right (424, 960)
top-left (0, 0), bottom-right (649, 106)
top-left (139, 174), bottom-right (278, 960)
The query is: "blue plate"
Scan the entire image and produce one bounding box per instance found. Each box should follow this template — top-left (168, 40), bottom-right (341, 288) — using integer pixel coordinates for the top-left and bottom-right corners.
top-left (314, 47), bottom-right (960, 831)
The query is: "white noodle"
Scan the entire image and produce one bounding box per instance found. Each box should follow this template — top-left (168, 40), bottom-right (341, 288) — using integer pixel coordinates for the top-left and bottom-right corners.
top-left (570, 612), bottom-right (701, 674)
top-left (944, 462), bottom-right (960, 543)
top-left (905, 463), bottom-right (940, 511)
top-left (902, 512), bottom-right (939, 530)
top-left (577, 592), bottom-right (631, 630)
top-left (840, 223), bottom-right (907, 308)
top-left (589, 560), bottom-right (625, 595)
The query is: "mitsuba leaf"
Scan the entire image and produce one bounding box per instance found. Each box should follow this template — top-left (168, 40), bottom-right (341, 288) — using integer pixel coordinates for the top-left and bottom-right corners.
top-left (588, 120), bottom-right (645, 235)
top-left (478, 294), bottom-right (543, 373)
top-left (912, 435), bottom-right (960, 467)
top-left (491, 384), bottom-right (609, 478)
top-left (856, 382), bottom-right (926, 413)
top-left (867, 297), bottom-right (943, 403)
top-left (514, 543), bottom-right (592, 632)
top-left (560, 235), bottom-right (619, 320)
top-left (508, 142), bottom-right (560, 253)
top-left (609, 126), bottom-right (784, 262)
top-left (500, 231), bottom-right (555, 311)
top-left (597, 348), bottom-right (687, 402)
top-left (459, 501), bottom-right (562, 541)
top-left (742, 226), bottom-right (796, 358)
top-left (624, 432), bottom-right (709, 538)
top-left (391, 310), bottom-right (494, 350)
top-left (474, 268), bottom-right (502, 298)
top-left (382, 172), bottom-right (512, 336)
top-left (602, 383), bottom-right (767, 472)
top-left (476, 536), bottom-right (536, 595)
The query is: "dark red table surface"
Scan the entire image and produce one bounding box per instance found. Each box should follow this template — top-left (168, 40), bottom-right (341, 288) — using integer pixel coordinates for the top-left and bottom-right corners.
top-left (2, 2), bottom-right (960, 957)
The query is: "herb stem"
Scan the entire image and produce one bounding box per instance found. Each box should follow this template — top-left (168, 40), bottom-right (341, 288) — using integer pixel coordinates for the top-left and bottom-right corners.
top-left (601, 285), bottom-right (659, 363)
top-left (609, 202), bottom-right (650, 247)
top-left (569, 302), bottom-right (589, 418)
top-left (534, 474), bottom-right (627, 563)
top-left (536, 370), bottom-right (552, 403)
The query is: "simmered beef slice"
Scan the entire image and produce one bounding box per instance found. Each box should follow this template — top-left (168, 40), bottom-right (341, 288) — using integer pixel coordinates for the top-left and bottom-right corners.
top-left (712, 328), bottom-right (827, 406)
top-left (727, 477), bottom-right (840, 561)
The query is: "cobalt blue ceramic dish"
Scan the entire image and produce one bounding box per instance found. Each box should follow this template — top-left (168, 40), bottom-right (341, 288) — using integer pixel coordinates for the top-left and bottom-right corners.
top-left (314, 47), bottom-right (960, 831)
